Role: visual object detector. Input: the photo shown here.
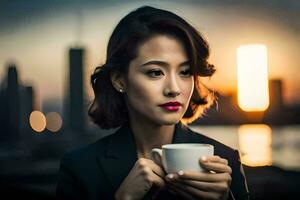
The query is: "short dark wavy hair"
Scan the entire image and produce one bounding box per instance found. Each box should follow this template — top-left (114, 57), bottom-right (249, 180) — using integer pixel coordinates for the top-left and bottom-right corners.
top-left (88, 6), bottom-right (216, 129)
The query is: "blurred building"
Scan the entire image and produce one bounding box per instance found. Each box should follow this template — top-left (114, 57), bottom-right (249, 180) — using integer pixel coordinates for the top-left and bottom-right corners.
top-left (193, 92), bottom-right (248, 125)
top-left (268, 80), bottom-right (284, 113)
top-left (195, 78), bottom-right (300, 125)
top-left (0, 64), bottom-right (35, 144)
top-left (65, 48), bottom-right (85, 134)
top-left (263, 79), bottom-right (284, 124)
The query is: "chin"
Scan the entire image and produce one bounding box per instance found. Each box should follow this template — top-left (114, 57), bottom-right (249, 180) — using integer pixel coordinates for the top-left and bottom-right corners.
top-left (155, 116), bottom-right (182, 126)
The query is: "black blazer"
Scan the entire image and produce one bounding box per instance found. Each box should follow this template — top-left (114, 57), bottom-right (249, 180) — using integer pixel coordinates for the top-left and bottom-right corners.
top-left (56, 123), bottom-right (250, 200)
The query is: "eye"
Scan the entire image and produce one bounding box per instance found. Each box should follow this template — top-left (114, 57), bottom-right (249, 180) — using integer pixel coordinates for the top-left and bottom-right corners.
top-left (146, 70), bottom-right (164, 77)
top-left (180, 68), bottom-right (192, 77)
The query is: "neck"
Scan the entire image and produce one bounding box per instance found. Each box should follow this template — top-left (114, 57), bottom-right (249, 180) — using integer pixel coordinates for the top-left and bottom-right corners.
top-left (129, 120), bottom-right (176, 159)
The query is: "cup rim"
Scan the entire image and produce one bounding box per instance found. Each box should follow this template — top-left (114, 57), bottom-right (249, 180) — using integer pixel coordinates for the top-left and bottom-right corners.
top-left (162, 143), bottom-right (213, 149)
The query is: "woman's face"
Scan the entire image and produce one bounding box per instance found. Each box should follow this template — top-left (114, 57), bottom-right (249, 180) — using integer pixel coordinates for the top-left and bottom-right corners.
top-left (124, 34), bottom-right (194, 126)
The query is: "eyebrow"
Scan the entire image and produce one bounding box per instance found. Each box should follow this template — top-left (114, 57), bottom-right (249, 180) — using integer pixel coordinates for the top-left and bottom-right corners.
top-left (141, 60), bottom-right (190, 68)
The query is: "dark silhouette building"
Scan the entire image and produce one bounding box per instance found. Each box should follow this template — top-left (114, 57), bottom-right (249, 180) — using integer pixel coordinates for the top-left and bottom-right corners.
top-left (193, 92), bottom-right (248, 125)
top-left (66, 48), bottom-right (85, 133)
top-left (0, 64), bottom-right (35, 144)
top-left (0, 65), bottom-right (20, 142)
top-left (262, 79), bottom-right (284, 124)
top-left (268, 79), bottom-right (284, 114)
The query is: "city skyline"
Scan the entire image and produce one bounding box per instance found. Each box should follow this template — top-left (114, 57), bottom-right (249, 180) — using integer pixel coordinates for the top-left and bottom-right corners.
top-left (1, 57), bottom-right (298, 131)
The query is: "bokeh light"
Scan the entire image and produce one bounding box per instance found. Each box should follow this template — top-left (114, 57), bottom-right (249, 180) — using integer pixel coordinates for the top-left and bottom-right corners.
top-left (46, 112), bottom-right (63, 132)
top-left (238, 124), bottom-right (272, 166)
top-left (29, 111), bottom-right (46, 133)
top-left (237, 44), bottom-right (269, 111)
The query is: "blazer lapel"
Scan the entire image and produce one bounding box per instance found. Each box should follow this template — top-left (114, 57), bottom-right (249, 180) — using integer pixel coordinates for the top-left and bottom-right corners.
top-left (97, 124), bottom-right (138, 192)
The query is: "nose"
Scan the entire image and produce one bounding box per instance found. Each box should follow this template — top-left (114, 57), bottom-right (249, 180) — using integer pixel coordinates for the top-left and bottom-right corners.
top-left (163, 74), bottom-right (181, 97)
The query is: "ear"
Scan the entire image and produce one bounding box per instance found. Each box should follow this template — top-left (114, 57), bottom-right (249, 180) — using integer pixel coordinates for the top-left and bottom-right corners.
top-left (110, 70), bottom-right (126, 92)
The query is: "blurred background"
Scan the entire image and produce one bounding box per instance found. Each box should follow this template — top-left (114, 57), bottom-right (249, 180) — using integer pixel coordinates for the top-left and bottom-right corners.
top-left (0, 0), bottom-right (299, 199)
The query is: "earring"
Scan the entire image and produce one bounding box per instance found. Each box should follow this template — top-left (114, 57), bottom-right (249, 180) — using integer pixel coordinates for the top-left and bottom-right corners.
top-left (119, 88), bottom-right (124, 93)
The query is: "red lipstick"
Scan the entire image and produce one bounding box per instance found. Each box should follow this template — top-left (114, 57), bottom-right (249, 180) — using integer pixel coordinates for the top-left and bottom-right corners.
top-left (159, 101), bottom-right (182, 111)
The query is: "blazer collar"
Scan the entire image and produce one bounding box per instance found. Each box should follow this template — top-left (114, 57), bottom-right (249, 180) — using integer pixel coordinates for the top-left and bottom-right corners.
top-left (96, 122), bottom-right (197, 192)
top-left (106, 123), bottom-right (138, 160)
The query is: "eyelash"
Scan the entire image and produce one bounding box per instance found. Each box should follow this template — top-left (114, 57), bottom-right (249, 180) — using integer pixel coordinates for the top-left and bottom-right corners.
top-left (181, 69), bottom-right (192, 77)
top-left (146, 70), bottom-right (164, 77)
top-left (146, 69), bottom-right (192, 78)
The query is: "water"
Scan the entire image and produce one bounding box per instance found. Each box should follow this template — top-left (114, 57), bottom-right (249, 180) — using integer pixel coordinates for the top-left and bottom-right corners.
top-left (190, 124), bottom-right (300, 171)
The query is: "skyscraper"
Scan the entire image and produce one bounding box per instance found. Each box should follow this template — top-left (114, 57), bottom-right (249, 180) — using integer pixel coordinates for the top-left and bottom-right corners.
top-left (0, 64), bottom-right (36, 143)
top-left (269, 79), bottom-right (284, 113)
top-left (67, 48), bottom-right (85, 133)
top-left (0, 64), bottom-right (20, 142)
top-left (7, 65), bottom-right (20, 140)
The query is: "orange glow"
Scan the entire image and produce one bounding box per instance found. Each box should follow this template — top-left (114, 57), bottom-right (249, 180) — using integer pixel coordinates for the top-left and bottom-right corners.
top-left (237, 44), bottom-right (269, 111)
top-left (238, 124), bottom-right (272, 166)
top-left (29, 111), bottom-right (46, 133)
top-left (46, 112), bottom-right (63, 132)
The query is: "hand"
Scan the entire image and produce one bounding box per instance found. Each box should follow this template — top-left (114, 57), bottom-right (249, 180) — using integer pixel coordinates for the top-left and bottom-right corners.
top-left (114, 158), bottom-right (166, 200)
top-left (165, 155), bottom-right (232, 200)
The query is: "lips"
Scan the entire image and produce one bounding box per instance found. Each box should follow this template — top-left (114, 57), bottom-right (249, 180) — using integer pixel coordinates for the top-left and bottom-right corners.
top-left (159, 101), bottom-right (182, 111)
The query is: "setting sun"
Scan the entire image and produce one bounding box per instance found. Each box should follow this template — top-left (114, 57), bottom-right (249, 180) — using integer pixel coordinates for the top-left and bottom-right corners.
top-left (237, 44), bottom-right (269, 112)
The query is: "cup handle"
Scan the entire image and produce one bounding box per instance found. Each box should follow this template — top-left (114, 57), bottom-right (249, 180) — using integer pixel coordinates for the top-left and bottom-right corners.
top-left (151, 148), bottom-right (163, 167)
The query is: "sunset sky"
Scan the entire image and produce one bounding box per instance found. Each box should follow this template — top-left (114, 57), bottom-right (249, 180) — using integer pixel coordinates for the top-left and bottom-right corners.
top-left (0, 0), bottom-right (299, 108)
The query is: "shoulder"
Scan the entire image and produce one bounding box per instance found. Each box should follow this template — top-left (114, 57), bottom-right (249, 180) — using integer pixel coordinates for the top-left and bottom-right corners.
top-left (61, 132), bottom-right (116, 168)
top-left (57, 132), bottom-right (120, 199)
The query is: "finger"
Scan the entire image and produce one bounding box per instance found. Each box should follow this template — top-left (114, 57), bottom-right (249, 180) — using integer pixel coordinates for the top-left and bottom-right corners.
top-left (200, 155), bottom-right (228, 165)
top-left (147, 159), bottom-right (166, 178)
top-left (137, 159), bottom-right (166, 189)
top-left (151, 152), bottom-right (163, 167)
top-left (166, 173), bottom-right (230, 192)
top-left (200, 162), bottom-right (232, 174)
top-left (139, 158), bottom-right (166, 178)
top-left (173, 171), bottom-right (231, 183)
top-left (167, 183), bottom-right (196, 200)
top-left (166, 176), bottom-right (229, 192)
top-left (168, 177), bottom-right (230, 193)
top-left (150, 171), bottom-right (166, 189)
top-left (167, 181), bottom-right (219, 200)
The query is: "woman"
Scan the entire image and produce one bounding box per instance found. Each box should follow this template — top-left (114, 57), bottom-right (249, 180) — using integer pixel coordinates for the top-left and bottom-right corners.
top-left (56, 6), bottom-right (249, 200)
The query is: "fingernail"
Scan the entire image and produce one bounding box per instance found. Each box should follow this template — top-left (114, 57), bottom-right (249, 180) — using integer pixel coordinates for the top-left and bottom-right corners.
top-left (178, 170), bottom-right (184, 176)
top-left (167, 174), bottom-right (174, 179)
top-left (202, 156), bottom-right (207, 162)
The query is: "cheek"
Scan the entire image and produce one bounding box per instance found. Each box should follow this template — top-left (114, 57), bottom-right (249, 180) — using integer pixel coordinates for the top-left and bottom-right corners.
top-left (181, 79), bottom-right (194, 100)
top-left (126, 77), bottom-right (159, 105)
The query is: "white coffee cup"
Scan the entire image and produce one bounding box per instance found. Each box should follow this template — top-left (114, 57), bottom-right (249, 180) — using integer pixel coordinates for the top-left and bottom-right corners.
top-left (151, 143), bottom-right (214, 173)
